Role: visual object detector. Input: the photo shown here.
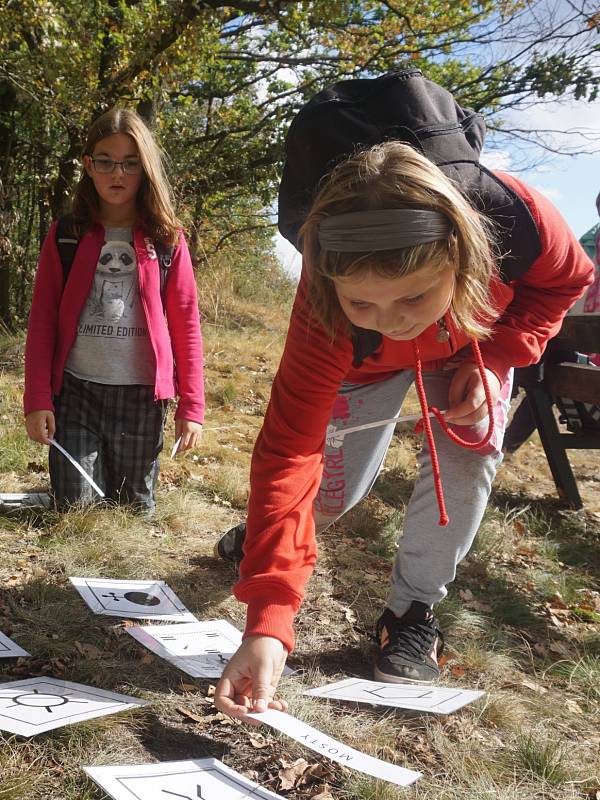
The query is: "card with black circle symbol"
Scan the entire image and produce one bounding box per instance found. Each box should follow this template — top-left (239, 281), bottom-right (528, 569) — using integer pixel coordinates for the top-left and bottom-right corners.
top-left (0, 631), bottom-right (30, 659)
top-left (84, 757), bottom-right (284, 800)
top-left (304, 677), bottom-right (484, 714)
top-left (70, 577), bottom-right (197, 621)
top-left (0, 677), bottom-right (145, 736)
top-left (127, 620), bottom-right (294, 679)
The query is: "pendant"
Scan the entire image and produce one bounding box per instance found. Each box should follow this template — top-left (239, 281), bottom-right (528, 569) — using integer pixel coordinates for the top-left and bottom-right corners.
top-left (436, 320), bottom-right (450, 343)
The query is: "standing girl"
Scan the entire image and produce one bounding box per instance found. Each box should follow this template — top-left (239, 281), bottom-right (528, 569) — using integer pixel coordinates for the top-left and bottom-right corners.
top-left (214, 137), bottom-right (592, 718)
top-left (24, 109), bottom-right (204, 512)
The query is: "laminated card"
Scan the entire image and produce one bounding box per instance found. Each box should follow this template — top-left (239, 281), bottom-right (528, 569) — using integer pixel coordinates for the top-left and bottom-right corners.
top-left (127, 620), bottom-right (243, 679)
top-left (0, 631), bottom-right (30, 658)
top-left (0, 677), bottom-right (145, 736)
top-left (127, 620), bottom-right (294, 679)
top-left (305, 677), bottom-right (484, 714)
top-left (70, 577), bottom-right (196, 622)
top-left (84, 757), bottom-right (284, 800)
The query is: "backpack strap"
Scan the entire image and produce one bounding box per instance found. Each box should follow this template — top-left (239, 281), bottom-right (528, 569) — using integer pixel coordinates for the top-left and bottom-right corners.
top-left (155, 240), bottom-right (174, 308)
top-left (55, 214), bottom-right (79, 285)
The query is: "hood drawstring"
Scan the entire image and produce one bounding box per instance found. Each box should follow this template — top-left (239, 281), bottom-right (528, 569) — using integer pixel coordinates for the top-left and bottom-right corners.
top-left (411, 337), bottom-right (495, 527)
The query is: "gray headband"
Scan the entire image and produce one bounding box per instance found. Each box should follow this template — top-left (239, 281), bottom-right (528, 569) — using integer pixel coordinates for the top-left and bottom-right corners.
top-left (318, 209), bottom-right (452, 252)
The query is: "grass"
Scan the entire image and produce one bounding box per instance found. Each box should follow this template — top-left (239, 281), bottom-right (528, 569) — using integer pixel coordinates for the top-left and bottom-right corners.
top-left (1, 286), bottom-right (600, 799)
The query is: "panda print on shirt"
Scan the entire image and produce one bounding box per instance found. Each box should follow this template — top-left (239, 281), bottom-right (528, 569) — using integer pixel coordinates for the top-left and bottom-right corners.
top-left (90, 240), bottom-right (136, 323)
top-left (64, 228), bottom-right (156, 386)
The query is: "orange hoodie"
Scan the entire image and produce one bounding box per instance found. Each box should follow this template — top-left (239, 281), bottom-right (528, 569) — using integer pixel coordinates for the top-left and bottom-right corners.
top-left (235, 173), bottom-right (594, 653)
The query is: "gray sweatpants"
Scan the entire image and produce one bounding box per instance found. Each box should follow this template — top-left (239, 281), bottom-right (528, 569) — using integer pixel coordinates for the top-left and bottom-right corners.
top-left (313, 367), bottom-right (512, 616)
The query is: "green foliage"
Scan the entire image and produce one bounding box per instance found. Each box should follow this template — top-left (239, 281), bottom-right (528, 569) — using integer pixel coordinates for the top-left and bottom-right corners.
top-left (0, 0), bottom-right (597, 326)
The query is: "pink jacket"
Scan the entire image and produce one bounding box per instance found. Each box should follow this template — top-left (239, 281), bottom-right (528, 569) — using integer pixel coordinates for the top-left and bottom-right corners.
top-left (24, 222), bottom-right (205, 424)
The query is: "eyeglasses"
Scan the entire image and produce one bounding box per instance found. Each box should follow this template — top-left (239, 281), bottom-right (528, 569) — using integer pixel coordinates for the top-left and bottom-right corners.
top-left (90, 157), bottom-right (142, 175)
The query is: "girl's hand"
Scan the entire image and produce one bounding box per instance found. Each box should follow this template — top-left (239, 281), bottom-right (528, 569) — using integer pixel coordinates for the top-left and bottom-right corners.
top-left (214, 635), bottom-right (288, 726)
top-left (444, 363), bottom-right (501, 426)
top-left (174, 419), bottom-right (203, 453)
top-left (25, 410), bottom-right (55, 445)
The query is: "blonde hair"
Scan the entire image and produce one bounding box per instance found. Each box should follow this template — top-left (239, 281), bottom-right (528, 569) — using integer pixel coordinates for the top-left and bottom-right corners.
top-left (71, 109), bottom-right (181, 245)
top-left (299, 141), bottom-right (499, 340)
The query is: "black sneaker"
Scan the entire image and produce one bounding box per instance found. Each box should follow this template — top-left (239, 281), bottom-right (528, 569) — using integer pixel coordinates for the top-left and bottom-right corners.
top-left (374, 603), bottom-right (444, 684)
top-left (214, 522), bottom-right (246, 564)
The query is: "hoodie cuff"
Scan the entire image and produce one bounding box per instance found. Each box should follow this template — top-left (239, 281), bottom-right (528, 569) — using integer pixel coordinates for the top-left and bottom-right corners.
top-left (243, 599), bottom-right (297, 654)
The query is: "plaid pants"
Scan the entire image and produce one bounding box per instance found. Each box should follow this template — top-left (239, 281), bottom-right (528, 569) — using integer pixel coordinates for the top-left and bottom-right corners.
top-left (49, 372), bottom-right (167, 512)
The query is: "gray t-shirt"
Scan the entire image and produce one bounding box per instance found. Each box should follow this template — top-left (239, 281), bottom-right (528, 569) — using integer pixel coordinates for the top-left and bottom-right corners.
top-left (65, 227), bottom-right (156, 385)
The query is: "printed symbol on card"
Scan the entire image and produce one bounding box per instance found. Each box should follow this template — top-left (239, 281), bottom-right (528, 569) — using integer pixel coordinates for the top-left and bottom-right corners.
top-left (70, 577), bottom-right (196, 621)
top-left (0, 677), bottom-right (145, 736)
top-left (7, 688), bottom-right (88, 713)
top-left (305, 677), bottom-right (484, 714)
top-left (84, 756), bottom-right (285, 800)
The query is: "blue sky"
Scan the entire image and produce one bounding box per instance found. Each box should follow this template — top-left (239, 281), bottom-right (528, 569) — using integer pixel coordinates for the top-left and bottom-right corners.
top-left (275, 95), bottom-right (600, 279)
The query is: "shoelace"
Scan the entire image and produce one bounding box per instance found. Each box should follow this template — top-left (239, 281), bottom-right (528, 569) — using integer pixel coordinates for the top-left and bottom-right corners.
top-left (411, 337), bottom-right (495, 527)
top-left (380, 614), bottom-right (443, 660)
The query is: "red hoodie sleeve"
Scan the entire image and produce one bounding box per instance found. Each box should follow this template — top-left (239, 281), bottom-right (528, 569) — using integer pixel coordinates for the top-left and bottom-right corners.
top-left (23, 223), bottom-right (64, 416)
top-left (233, 270), bottom-right (353, 652)
top-left (478, 173), bottom-right (595, 383)
top-left (165, 232), bottom-right (205, 424)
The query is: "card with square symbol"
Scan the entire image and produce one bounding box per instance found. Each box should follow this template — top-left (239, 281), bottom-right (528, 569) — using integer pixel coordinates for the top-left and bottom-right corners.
top-left (84, 757), bottom-right (283, 800)
top-left (0, 677), bottom-right (145, 736)
top-left (0, 631), bottom-right (30, 659)
top-left (305, 677), bottom-right (484, 714)
top-left (70, 577), bottom-right (197, 621)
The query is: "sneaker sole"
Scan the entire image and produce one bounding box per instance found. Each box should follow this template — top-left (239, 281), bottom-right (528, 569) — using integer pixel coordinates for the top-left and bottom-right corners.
top-left (373, 665), bottom-right (437, 685)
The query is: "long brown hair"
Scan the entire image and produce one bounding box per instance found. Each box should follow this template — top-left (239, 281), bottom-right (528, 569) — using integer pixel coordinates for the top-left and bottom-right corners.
top-left (71, 109), bottom-right (181, 245)
top-left (299, 142), bottom-right (499, 340)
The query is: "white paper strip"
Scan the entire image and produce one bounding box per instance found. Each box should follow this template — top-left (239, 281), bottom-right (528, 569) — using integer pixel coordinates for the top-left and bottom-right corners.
top-left (246, 708), bottom-right (421, 787)
top-left (0, 677), bottom-right (145, 736)
top-left (0, 631), bottom-right (30, 659)
top-left (70, 577), bottom-right (197, 622)
top-left (50, 440), bottom-right (105, 497)
top-left (305, 677), bottom-right (484, 714)
top-left (171, 435), bottom-right (183, 458)
top-left (326, 411), bottom-right (439, 449)
top-left (84, 757), bottom-right (283, 800)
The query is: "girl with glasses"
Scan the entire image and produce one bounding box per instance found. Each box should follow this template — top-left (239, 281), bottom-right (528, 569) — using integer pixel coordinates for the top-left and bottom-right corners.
top-left (23, 109), bottom-right (204, 513)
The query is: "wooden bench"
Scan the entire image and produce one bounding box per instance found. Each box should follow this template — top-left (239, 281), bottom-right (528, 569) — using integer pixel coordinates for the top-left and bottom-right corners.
top-left (512, 315), bottom-right (600, 509)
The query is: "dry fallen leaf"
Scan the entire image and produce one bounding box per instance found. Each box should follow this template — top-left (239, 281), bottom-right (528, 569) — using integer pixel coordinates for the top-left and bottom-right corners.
top-left (175, 705), bottom-right (205, 723)
top-left (311, 788), bottom-right (334, 800)
top-left (565, 699), bottom-right (583, 715)
top-left (74, 641), bottom-right (103, 659)
top-left (520, 679), bottom-right (547, 695)
top-left (249, 734), bottom-right (270, 749)
top-left (278, 758), bottom-right (310, 790)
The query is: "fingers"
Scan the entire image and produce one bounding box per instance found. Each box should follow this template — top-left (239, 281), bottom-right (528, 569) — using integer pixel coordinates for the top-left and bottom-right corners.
top-left (445, 365), bottom-right (500, 426)
top-left (46, 412), bottom-right (56, 444)
top-left (173, 421), bottom-right (202, 452)
top-left (25, 411), bottom-right (55, 445)
top-left (214, 637), bottom-right (287, 725)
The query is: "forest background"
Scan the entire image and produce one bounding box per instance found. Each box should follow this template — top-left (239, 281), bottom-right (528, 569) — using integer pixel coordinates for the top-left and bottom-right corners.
top-left (1, 0), bottom-right (600, 328)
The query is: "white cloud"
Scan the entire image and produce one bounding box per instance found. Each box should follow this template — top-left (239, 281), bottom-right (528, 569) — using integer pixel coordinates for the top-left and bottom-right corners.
top-left (479, 149), bottom-right (512, 170)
